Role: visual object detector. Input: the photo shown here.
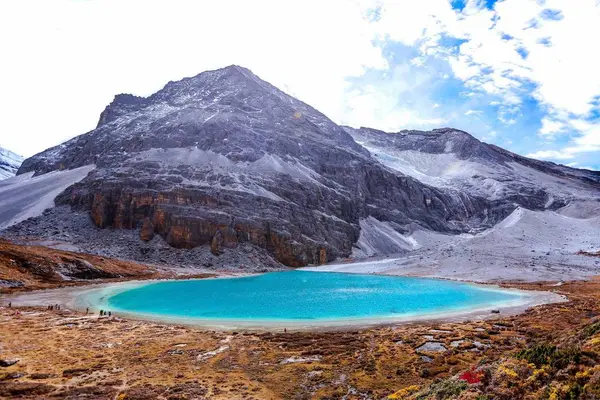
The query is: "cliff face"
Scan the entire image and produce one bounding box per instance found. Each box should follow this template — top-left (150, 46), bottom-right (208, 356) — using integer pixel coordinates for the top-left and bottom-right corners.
top-left (18, 66), bottom-right (497, 266)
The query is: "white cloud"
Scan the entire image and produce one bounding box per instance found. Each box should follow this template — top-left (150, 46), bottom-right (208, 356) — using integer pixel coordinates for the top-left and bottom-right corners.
top-left (341, 63), bottom-right (447, 131)
top-left (527, 118), bottom-right (600, 163)
top-left (526, 150), bottom-right (575, 160)
top-left (2, 0), bottom-right (599, 168)
top-left (371, 0), bottom-right (600, 164)
top-left (465, 109), bottom-right (482, 116)
top-left (440, 0), bottom-right (600, 122)
top-left (0, 0), bottom-right (388, 156)
top-left (539, 118), bottom-right (567, 136)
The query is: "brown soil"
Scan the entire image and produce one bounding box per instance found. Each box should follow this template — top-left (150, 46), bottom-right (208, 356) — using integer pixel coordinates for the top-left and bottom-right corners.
top-left (1, 242), bottom-right (600, 399)
top-left (0, 239), bottom-right (159, 293)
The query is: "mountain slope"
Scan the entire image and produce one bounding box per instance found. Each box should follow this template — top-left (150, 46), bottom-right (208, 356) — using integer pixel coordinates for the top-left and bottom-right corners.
top-left (12, 66), bottom-right (495, 267)
top-left (344, 126), bottom-right (600, 211)
top-left (0, 147), bottom-right (24, 180)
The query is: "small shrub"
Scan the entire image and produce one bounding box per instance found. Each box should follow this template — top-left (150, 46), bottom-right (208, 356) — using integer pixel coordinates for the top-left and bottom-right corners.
top-left (565, 382), bottom-right (582, 400)
top-left (516, 343), bottom-right (556, 368)
top-left (516, 343), bottom-right (581, 370)
top-left (388, 385), bottom-right (420, 399)
top-left (415, 378), bottom-right (467, 400)
top-left (582, 321), bottom-right (600, 339)
top-left (551, 346), bottom-right (582, 370)
top-left (458, 368), bottom-right (483, 384)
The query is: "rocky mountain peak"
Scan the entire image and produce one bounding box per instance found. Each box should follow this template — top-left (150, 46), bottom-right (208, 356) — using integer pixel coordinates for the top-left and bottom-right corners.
top-left (96, 66), bottom-right (263, 129)
top-left (20, 65), bottom-right (366, 176)
top-left (431, 127), bottom-right (471, 135)
top-left (97, 93), bottom-right (149, 127)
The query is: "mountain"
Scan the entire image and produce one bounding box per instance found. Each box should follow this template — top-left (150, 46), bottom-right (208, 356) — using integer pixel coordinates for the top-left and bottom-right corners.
top-left (0, 147), bottom-right (24, 180)
top-left (6, 66), bottom-right (598, 268)
top-left (11, 66), bottom-right (496, 267)
top-left (344, 126), bottom-right (600, 212)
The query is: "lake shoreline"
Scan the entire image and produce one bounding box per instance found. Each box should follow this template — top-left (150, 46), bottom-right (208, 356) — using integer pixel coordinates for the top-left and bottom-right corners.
top-left (2, 272), bottom-right (567, 332)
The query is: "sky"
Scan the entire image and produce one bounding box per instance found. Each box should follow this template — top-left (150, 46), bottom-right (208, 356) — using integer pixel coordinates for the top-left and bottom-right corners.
top-left (0, 0), bottom-right (599, 170)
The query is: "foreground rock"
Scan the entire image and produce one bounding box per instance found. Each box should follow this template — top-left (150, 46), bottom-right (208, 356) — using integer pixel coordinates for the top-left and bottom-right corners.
top-left (0, 359), bottom-right (19, 367)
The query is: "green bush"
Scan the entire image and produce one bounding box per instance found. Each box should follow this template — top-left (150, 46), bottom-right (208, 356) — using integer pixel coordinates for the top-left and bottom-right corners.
top-left (581, 321), bottom-right (600, 339)
top-left (516, 343), bottom-right (556, 368)
top-left (415, 379), bottom-right (468, 400)
top-left (516, 343), bottom-right (581, 370)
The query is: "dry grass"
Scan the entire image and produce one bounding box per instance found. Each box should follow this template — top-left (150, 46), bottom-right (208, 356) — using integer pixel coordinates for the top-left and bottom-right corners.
top-left (2, 241), bottom-right (600, 399)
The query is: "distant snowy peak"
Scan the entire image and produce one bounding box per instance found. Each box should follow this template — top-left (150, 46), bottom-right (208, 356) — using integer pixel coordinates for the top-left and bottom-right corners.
top-left (0, 146), bottom-right (24, 180)
top-left (344, 126), bottom-right (502, 162)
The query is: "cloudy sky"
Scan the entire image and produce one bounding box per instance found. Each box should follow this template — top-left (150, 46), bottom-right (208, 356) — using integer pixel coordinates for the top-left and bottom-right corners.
top-left (1, 0), bottom-right (599, 170)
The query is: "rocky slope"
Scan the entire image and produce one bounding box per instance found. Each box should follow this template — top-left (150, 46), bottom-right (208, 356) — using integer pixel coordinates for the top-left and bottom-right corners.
top-left (339, 126), bottom-right (600, 259)
top-left (0, 239), bottom-right (156, 291)
top-left (344, 126), bottom-right (600, 211)
top-left (13, 66), bottom-right (496, 267)
top-left (0, 146), bottom-right (24, 180)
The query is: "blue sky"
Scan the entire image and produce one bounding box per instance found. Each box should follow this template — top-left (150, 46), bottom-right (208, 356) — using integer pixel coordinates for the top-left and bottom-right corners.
top-left (338, 0), bottom-right (600, 170)
top-left (342, 40), bottom-right (548, 161)
top-left (1, 0), bottom-right (599, 170)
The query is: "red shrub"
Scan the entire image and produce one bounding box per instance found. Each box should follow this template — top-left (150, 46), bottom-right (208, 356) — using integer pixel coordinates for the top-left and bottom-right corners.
top-left (458, 368), bottom-right (482, 384)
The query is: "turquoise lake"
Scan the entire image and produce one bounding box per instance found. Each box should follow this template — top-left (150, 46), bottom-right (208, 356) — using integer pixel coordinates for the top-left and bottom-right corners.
top-left (99, 271), bottom-right (526, 322)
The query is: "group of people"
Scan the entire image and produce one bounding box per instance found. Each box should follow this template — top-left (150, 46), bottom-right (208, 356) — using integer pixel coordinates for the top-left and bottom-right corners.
top-left (9, 302), bottom-right (116, 319)
top-left (98, 309), bottom-right (112, 317)
top-left (83, 307), bottom-right (113, 318)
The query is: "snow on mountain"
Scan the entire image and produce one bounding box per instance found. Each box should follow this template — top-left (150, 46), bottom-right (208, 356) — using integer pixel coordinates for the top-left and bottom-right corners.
top-left (0, 146), bottom-right (24, 180)
top-left (344, 126), bottom-right (600, 210)
top-left (0, 165), bottom-right (95, 229)
top-left (307, 206), bottom-right (600, 282)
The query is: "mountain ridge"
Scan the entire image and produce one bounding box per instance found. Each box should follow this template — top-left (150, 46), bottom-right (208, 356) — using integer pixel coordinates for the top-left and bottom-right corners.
top-left (343, 125), bottom-right (600, 212)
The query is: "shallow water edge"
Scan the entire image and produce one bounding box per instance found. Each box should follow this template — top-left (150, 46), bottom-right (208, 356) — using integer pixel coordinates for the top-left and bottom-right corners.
top-left (3, 273), bottom-right (567, 332)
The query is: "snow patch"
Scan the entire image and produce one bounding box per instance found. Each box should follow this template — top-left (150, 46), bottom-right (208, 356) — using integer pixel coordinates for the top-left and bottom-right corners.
top-left (307, 208), bottom-right (600, 283)
top-left (0, 147), bottom-right (24, 180)
top-left (352, 217), bottom-right (421, 258)
top-left (197, 345), bottom-right (229, 362)
top-left (0, 165), bottom-right (95, 230)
